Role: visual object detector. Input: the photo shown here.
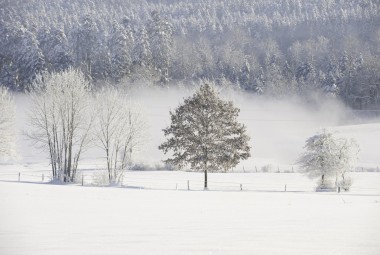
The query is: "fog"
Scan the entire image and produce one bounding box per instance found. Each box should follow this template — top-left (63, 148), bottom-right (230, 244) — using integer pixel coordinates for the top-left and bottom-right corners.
top-left (126, 87), bottom-right (355, 169)
top-left (12, 87), bottom-right (378, 170)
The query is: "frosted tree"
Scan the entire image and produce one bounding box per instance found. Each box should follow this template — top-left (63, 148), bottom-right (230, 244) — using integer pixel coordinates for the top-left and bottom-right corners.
top-left (27, 69), bottom-right (93, 182)
top-left (131, 26), bottom-right (153, 81)
top-left (148, 11), bottom-right (173, 84)
top-left (0, 86), bottom-right (16, 159)
top-left (38, 27), bottom-right (73, 73)
top-left (194, 39), bottom-right (214, 79)
top-left (296, 61), bottom-right (317, 92)
top-left (298, 130), bottom-right (359, 191)
top-left (109, 21), bottom-right (133, 82)
top-left (253, 67), bottom-right (265, 94)
top-left (93, 86), bottom-right (145, 184)
top-left (17, 30), bottom-right (46, 90)
top-left (334, 137), bottom-right (360, 190)
top-left (91, 40), bottom-right (111, 81)
top-left (0, 22), bottom-right (24, 90)
top-left (265, 62), bottom-right (286, 96)
top-left (133, 26), bottom-right (152, 68)
top-left (159, 83), bottom-right (251, 189)
top-left (171, 37), bottom-right (199, 80)
top-left (239, 58), bottom-right (251, 90)
top-left (75, 14), bottom-right (99, 79)
top-left (0, 22), bottom-right (45, 90)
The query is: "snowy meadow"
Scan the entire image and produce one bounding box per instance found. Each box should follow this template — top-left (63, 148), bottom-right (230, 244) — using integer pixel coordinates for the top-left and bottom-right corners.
top-left (1, 174), bottom-right (380, 255)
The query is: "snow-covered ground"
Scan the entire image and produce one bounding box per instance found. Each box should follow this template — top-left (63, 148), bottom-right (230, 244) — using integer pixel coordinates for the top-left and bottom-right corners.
top-left (0, 177), bottom-right (379, 255)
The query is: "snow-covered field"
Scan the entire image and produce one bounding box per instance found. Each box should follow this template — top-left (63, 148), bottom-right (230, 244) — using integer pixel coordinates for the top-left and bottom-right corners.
top-left (1, 169), bottom-right (380, 255)
top-left (0, 175), bottom-right (380, 255)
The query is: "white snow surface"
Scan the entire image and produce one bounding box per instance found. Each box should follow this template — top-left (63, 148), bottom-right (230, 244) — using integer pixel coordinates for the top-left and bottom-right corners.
top-left (0, 172), bottom-right (380, 255)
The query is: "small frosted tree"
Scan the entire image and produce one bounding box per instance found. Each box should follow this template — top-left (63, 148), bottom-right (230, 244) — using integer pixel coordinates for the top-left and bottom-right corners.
top-left (0, 86), bottom-right (16, 159)
top-left (27, 69), bottom-right (93, 182)
top-left (159, 83), bottom-right (251, 189)
top-left (298, 130), bottom-right (359, 191)
top-left (93, 86), bottom-right (146, 184)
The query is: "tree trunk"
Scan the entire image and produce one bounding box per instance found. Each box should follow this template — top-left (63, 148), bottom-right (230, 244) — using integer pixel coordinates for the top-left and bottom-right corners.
top-left (204, 169), bottom-right (208, 189)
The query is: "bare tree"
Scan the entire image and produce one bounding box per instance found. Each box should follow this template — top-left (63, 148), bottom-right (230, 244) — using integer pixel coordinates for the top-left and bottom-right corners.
top-left (93, 86), bottom-right (146, 184)
top-left (0, 85), bottom-right (16, 159)
top-left (27, 69), bottom-right (93, 182)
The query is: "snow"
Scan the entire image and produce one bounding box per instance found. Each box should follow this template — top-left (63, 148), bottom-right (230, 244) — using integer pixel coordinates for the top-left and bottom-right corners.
top-left (0, 178), bottom-right (379, 255)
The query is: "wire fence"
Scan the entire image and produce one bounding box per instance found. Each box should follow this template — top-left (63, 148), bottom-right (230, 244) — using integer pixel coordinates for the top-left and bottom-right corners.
top-left (1, 170), bottom-right (379, 194)
top-left (0, 171), bottom-right (302, 191)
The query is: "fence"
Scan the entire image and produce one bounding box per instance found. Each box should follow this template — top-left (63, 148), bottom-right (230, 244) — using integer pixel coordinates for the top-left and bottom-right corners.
top-left (0, 170), bottom-right (379, 194)
top-left (0, 170), bottom-right (309, 191)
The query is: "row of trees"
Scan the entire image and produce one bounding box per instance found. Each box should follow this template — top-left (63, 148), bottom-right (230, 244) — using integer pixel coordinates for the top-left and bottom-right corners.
top-left (27, 75), bottom-right (251, 186)
top-left (27, 69), bottom-right (145, 183)
top-left (0, 0), bottom-right (379, 109)
top-left (0, 71), bottom-right (359, 190)
top-left (0, 9), bottom-right (173, 89)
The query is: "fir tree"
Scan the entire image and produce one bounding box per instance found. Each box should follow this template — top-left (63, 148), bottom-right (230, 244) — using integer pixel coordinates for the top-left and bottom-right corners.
top-left (109, 21), bottom-right (132, 82)
top-left (75, 14), bottom-right (98, 79)
top-left (148, 11), bottom-right (173, 84)
top-left (133, 26), bottom-right (152, 68)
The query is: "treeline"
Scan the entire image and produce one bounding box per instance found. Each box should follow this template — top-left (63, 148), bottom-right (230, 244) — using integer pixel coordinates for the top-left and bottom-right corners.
top-left (0, 0), bottom-right (379, 109)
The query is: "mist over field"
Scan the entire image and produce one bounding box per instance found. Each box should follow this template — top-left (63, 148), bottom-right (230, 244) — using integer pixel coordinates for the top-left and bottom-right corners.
top-left (129, 87), bottom-right (379, 169)
top-left (11, 87), bottom-right (379, 170)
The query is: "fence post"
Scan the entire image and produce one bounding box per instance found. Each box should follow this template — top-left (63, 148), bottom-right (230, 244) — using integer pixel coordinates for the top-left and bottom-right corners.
top-left (187, 180), bottom-right (190, 190)
top-left (240, 184), bottom-right (243, 191)
top-left (18, 172), bottom-right (20, 182)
